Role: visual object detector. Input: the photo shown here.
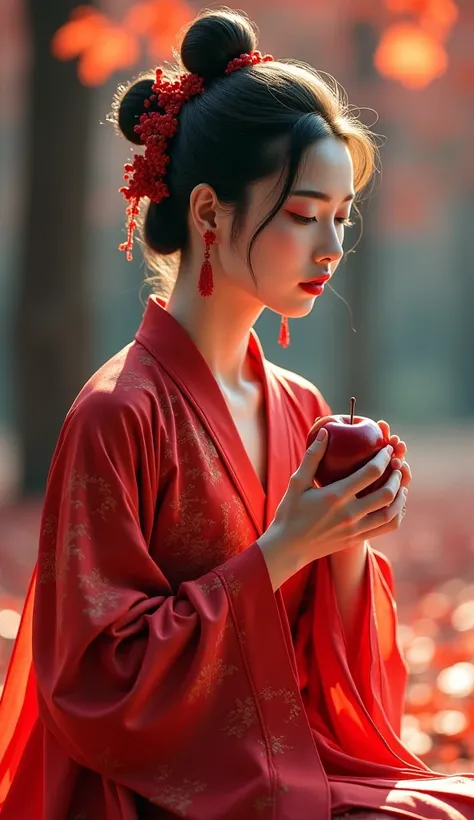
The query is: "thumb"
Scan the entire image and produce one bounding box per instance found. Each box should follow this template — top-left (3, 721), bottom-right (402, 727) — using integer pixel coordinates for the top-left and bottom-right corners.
top-left (294, 428), bottom-right (328, 489)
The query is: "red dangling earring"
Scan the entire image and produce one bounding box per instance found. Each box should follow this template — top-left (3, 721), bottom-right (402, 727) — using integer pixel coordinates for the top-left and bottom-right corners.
top-left (198, 230), bottom-right (216, 297)
top-left (278, 315), bottom-right (290, 348)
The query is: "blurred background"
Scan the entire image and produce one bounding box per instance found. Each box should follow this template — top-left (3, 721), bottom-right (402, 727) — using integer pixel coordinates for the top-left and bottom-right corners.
top-left (1, 0), bottom-right (473, 773)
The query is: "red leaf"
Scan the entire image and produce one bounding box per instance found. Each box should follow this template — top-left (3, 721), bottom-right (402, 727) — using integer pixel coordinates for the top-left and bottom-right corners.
top-left (51, 6), bottom-right (108, 61)
top-left (78, 26), bottom-right (140, 86)
top-left (123, 0), bottom-right (194, 60)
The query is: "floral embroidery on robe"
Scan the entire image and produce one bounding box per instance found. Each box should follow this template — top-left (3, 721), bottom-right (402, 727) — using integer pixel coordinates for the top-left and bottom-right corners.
top-left (2, 296), bottom-right (474, 820)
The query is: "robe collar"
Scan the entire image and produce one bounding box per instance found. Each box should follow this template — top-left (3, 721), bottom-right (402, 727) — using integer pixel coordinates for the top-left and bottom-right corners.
top-left (135, 295), bottom-right (291, 535)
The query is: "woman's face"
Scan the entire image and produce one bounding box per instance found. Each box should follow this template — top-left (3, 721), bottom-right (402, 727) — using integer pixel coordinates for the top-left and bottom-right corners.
top-left (218, 136), bottom-right (355, 318)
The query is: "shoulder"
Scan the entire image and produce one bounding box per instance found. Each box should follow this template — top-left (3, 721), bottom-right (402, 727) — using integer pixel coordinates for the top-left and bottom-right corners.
top-left (44, 344), bottom-right (170, 529)
top-left (60, 341), bottom-right (172, 450)
top-left (266, 360), bottom-right (332, 421)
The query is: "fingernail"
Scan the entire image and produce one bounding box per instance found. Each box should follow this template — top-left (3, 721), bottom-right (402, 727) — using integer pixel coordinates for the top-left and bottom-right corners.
top-left (403, 487), bottom-right (408, 496)
top-left (387, 445), bottom-right (394, 455)
top-left (316, 428), bottom-right (327, 441)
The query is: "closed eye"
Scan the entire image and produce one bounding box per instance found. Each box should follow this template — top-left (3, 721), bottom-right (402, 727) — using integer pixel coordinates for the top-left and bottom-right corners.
top-left (290, 213), bottom-right (353, 227)
top-left (290, 214), bottom-right (316, 224)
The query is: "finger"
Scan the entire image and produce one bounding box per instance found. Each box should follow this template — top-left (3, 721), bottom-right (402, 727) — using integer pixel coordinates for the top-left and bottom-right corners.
top-left (400, 461), bottom-right (412, 488)
top-left (393, 441), bottom-right (407, 460)
top-left (377, 420), bottom-right (391, 439)
top-left (389, 434), bottom-right (400, 448)
top-left (357, 469), bottom-right (402, 515)
top-left (333, 444), bottom-right (393, 499)
top-left (292, 428), bottom-right (329, 491)
top-left (351, 483), bottom-right (407, 539)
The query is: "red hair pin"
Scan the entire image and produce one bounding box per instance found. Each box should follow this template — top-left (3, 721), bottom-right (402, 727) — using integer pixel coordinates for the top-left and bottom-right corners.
top-left (119, 69), bottom-right (204, 261)
top-left (118, 51), bottom-right (274, 261)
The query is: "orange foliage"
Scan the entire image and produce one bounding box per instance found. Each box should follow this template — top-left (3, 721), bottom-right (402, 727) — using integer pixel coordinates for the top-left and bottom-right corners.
top-left (77, 27), bottom-right (140, 87)
top-left (51, 7), bottom-right (109, 61)
top-left (377, 0), bottom-right (458, 88)
top-left (124, 0), bottom-right (192, 61)
top-left (51, 0), bottom-right (461, 90)
top-left (386, 0), bottom-right (458, 38)
top-left (374, 22), bottom-right (448, 88)
top-left (420, 0), bottom-right (458, 40)
top-left (51, 0), bottom-right (193, 86)
top-left (52, 6), bottom-right (138, 85)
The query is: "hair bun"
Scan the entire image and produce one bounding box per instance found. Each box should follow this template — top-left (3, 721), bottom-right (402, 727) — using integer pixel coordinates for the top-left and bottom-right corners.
top-left (117, 78), bottom-right (155, 145)
top-left (180, 10), bottom-right (258, 81)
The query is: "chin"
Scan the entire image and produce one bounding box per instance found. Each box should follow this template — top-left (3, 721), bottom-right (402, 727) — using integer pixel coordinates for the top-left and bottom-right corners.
top-left (286, 300), bottom-right (316, 319)
top-left (266, 293), bottom-right (317, 320)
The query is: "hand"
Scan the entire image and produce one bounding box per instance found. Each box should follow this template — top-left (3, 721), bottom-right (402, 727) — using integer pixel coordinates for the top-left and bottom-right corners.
top-left (377, 419), bottom-right (412, 490)
top-left (258, 432), bottom-right (407, 589)
top-left (342, 419), bottom-right (411, 548)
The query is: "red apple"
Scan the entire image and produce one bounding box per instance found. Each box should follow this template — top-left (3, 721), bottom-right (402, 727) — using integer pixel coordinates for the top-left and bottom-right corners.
top-left (306, 397), bottom-right (393, 498)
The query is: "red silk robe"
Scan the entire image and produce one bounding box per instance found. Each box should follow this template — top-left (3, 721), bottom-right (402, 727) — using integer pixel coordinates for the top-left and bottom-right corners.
top-left (1, 295), bottom-right (474, 819)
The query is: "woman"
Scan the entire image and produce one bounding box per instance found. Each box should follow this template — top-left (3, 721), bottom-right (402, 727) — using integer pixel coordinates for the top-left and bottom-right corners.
top-left (1, 7), bottom-right (473, 819)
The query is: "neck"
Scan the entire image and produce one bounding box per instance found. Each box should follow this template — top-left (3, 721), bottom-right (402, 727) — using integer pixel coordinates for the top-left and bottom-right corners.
top-left (167, 265), bottom-right (264, 388)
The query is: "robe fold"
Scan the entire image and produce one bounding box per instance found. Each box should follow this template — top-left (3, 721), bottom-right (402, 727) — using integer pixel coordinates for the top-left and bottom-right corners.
top-left (1, 295), bottom-right (474, 819)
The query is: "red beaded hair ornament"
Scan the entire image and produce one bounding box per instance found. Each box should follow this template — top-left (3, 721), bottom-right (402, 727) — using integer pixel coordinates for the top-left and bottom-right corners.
top-left (119, 51), bottom-right (273, 260)
top-left (118, 69), bottom-right (205, 261)
top-left (118, 49), bottom-right (292, 346)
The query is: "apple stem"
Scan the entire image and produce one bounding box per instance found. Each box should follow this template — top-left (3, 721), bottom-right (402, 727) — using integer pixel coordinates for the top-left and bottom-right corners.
top-left (350, 396), bottom-right (356, 425)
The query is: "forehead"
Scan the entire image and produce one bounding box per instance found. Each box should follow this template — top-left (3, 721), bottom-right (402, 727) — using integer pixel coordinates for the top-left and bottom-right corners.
top-left (296, 137), bottom-right (354, 195)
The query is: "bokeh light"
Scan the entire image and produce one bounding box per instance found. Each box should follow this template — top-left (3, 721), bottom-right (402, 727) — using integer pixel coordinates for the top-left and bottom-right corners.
top-left (0, 609), bottom-right (21, 641)
top-left (437, 663), bottom-right (474, 699)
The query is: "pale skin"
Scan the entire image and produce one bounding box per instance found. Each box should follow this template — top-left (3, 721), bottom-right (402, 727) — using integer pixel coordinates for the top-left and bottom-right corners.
top-left (167, 136), bottom-right (412, 620)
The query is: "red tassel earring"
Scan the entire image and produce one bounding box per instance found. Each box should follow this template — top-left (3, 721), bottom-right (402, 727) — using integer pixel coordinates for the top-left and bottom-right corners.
top-left (198, 230), bottom-right (216, 297)
top-left (278, 316), bottom-right (290, 348)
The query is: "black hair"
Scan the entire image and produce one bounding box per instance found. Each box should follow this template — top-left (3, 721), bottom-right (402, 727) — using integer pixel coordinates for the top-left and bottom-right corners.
top-left (113, 7), bottom-right (376, 290)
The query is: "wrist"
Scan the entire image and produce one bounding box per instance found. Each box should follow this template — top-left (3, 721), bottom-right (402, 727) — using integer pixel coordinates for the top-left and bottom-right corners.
top-left (329, 538), bottom-right (367, 564)
top-left (257, 527), bottom-right (303, 591)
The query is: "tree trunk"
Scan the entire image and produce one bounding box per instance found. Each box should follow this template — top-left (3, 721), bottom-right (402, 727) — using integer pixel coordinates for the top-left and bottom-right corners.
top-left (14, 0), bottom-right (93, 495)
top-left (341, 21), bottom-right (380, 416)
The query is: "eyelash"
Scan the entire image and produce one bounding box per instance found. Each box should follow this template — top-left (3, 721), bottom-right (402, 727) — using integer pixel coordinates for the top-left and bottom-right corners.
top-left (290, 213), bottom-right (354, 227)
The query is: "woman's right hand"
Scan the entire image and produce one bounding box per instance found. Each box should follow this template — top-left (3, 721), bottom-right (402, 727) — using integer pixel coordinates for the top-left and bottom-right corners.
top-left (257, 430), bottom-right (403, 591)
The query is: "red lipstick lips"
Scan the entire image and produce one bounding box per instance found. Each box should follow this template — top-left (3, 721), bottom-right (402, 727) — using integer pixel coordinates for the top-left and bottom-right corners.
top-left (299, 274), bottom-right (331, 295)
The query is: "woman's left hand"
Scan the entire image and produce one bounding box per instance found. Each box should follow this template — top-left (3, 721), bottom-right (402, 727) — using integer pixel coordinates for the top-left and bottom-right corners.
top-left (334, 420), bottom-right (412, 549)
top-left (377, 420), bottom-right (412, 490)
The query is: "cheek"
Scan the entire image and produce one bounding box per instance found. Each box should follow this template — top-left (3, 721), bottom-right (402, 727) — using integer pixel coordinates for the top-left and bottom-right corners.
top-left (221, 215), bottom-right (312, 287)
top-left (246, 229), bottom-right (294, 282)
top-left (257, 218), bottom-right (309, 260)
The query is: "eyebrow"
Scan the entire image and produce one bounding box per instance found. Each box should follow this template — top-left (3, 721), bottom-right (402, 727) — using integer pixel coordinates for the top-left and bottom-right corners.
top-left (290, 189), bottom-right (355, 203)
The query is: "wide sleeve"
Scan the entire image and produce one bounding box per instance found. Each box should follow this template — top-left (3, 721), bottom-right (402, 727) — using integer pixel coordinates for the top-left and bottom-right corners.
top-left (306, 391), bottom-right (408, 731)
top-left (285, 387), bottom-right (434, 777)
top-left (31, 390), bottom-right (305, 805)
top-left (291, 548), bottom-right (434, 778)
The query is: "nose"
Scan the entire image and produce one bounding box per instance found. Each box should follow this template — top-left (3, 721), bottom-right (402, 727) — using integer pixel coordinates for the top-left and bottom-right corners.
top-left (314, 226), bottom-right (344, 266)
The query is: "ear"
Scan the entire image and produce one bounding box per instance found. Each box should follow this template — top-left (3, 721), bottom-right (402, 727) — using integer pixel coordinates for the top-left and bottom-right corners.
top-left (189, 184), bottom-right (220, 238)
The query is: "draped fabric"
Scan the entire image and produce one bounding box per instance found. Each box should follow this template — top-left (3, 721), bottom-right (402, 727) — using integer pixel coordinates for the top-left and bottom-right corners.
top-left (1, 295), bottom-right (474, 819)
